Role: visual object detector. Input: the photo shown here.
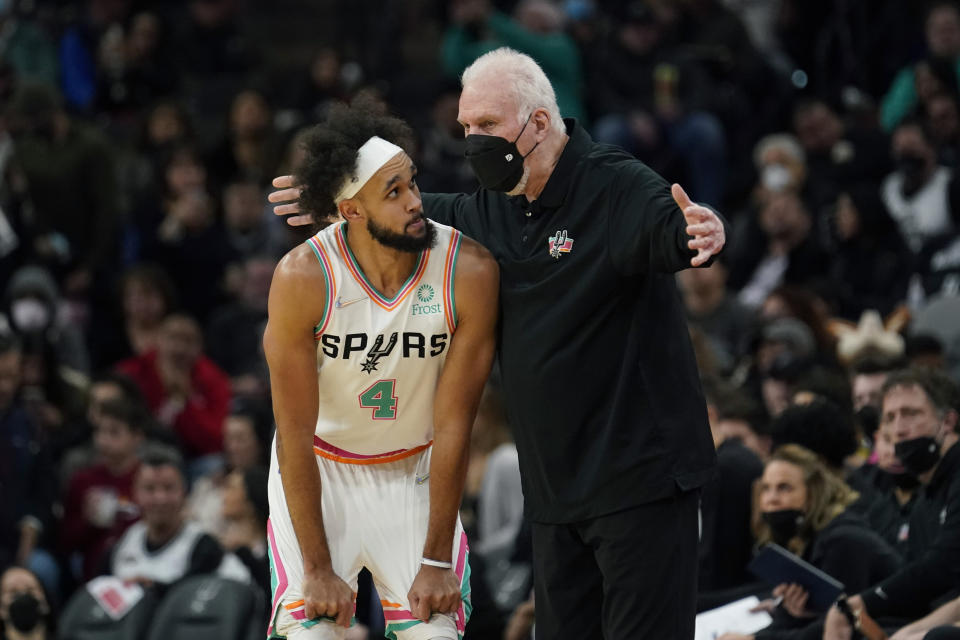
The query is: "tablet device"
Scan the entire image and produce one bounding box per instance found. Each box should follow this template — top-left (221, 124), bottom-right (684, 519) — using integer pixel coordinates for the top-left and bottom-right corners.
top-left (747, 543), bottom-right (844, 612)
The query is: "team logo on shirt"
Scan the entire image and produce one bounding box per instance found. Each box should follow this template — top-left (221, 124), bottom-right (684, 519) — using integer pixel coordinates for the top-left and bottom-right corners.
top-left (360, 332), bottom-right (398, 374)
top-left (548, 229), bottom-right (574, 258)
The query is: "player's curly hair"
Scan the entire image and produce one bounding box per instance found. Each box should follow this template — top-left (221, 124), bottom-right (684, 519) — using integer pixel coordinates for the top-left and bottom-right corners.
top-left (295, 94), bottom-right (415, 227)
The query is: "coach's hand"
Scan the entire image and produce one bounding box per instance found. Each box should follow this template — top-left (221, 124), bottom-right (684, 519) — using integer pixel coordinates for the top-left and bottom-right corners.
top-left (408, 565), bottom-right (461, 621)
top-left (269, 175), bottom-right (313, 227)
top-left (303, 570), bottom-right (355, 628)
top-left (672, 183), bottom-right (726, 267)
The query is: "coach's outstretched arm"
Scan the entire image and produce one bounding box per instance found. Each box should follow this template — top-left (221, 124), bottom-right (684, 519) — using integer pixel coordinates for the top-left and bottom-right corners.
top-left (263, 245), bottom-right (355, 629)
top-left (408, 237), bottom-right (500, 622)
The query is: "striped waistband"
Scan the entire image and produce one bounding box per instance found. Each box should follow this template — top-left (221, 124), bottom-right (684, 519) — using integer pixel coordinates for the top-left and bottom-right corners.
top-left (312, 435), bottom-right (432, 465)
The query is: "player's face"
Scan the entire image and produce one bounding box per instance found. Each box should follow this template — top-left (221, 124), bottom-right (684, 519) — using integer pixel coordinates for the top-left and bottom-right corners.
top-left (358, 152), bottom-right (433, 253)
top-left (758, 460), bottom-right (808, 513)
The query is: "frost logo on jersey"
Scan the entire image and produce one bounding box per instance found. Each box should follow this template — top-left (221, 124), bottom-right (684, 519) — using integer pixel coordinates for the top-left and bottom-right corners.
top-left (416, 284), bottom-right (435, 303)
top-left (412, 283), bottom-right (442, 316)
top-left (548, 229), bottom-right (574, 258)
top-left (360, 332), bottom-right (398, 374)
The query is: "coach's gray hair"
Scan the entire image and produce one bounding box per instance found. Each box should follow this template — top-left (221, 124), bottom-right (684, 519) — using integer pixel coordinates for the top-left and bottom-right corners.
top-left (461, 47), bottom-right (566, 134)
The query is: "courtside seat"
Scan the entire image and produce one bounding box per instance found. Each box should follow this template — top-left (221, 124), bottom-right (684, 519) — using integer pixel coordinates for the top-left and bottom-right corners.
top-left (58, 585), bottom-right (158, 640)
top-left (145, 575), bottom-right (265, 640)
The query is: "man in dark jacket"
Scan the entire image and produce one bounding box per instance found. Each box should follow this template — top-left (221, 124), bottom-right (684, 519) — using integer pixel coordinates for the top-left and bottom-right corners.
top-left (825, 368), bottom-right (960, 638)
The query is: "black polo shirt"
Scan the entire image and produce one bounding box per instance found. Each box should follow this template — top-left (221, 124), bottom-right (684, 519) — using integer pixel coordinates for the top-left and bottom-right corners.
top-left (860, 441), bottom-right (960, 618)
top-left (424, 120), bottom-right (717, 523)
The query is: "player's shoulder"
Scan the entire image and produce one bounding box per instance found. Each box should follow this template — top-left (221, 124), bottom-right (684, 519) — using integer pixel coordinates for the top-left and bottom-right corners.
top-left (454, 233), bottom-right (498, 288)
top-left (457, 233), bottom-right (496, 268)
top-left (269, 240), bottom-right (329, 308)
top-left (275, 239), bottom-right (326, 281)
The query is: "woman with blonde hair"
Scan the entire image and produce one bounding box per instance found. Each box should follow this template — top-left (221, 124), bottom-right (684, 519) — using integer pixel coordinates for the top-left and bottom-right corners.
top-left (720, 444), bottom-right (902, 640)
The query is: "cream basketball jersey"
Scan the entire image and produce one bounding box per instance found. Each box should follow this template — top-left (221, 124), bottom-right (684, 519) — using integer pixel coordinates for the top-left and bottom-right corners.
top-left (305, 220), bottom-right (463, 461)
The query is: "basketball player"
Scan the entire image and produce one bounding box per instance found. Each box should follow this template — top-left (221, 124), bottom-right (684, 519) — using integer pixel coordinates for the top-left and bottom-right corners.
top-left (263, 100), bottom-right (499, 640)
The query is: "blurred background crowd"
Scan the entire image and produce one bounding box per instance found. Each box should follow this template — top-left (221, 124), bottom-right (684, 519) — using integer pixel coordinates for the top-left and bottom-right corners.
top-left (0, 0), bottom-right (959, 639)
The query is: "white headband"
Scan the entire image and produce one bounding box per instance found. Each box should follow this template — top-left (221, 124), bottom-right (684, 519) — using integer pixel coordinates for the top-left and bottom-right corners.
top-left (333, 136), bottom-right (404, 204)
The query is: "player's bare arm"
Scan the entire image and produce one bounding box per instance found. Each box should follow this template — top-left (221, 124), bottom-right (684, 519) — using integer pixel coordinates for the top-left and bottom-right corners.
top-left (407, 237), bottom-right (500, 622)
top-left (263, 244), bottom-right (354, 629)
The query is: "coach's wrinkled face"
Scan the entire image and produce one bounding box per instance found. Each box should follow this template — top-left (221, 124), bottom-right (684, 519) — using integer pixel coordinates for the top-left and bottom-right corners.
top-left (351, 151), bottom-right (434, 253)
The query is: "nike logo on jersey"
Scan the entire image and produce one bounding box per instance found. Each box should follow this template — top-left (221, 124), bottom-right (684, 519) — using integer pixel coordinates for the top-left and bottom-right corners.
top-left (415, 474), bottom-right (430, 485)
top-left (336, 295), bottom-right (367, 308)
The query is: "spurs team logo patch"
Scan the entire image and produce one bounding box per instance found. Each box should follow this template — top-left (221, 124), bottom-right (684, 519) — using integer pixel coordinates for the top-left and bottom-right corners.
top-left (548, 229), bottom-right (574, 259)
top-left (360, 332), bottom-right (398, 374)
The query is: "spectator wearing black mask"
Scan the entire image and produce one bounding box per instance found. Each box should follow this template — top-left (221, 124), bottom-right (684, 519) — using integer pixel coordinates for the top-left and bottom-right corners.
top-left (716, 444), bottom-right (901, 640)
top-left (0, 567), bottom-right (54, 640)
top-left (825, 369), bottom-right (960, 639)
top-left (880, 119), bottom-right (960, 299)
top-left (857, 402), bottom-right (920, 556)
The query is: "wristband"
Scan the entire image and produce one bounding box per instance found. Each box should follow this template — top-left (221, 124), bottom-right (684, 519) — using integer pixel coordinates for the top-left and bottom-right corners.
top-left (421, 557), bottom-right (453, 569)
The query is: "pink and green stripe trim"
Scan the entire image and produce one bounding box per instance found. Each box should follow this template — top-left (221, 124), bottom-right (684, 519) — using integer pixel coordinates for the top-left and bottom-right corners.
top-left (306, 235), bottom-right (336, 337)
top-left (382, 531), bottom-right (471, 639)
top-left (442, 230), bottom-right (462, 335)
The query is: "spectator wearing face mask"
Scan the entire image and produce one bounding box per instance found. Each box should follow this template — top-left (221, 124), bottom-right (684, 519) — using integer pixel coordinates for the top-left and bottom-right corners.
top-left (3, 265), bottom-right (89, 378)
top-left (751, 134), bottom-right (808, 206)
top-left (0, 567), bottom-right (54, 640)
top-left (824, 369), bottom-right (960, 640)
top-left (716, 445), bottom-right (901, 640)
top-left (880, 119), bottom-right (960, 300)
top-left (2, 265), bottom-right (89, 453)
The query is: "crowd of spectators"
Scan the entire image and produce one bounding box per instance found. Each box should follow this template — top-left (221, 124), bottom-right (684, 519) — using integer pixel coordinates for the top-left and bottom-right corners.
top-left (0, 0), bottom-right (959, 639)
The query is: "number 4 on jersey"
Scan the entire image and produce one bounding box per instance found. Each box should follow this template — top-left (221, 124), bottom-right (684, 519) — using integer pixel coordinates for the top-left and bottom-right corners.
top-left (359, 379), bottom-right (398, 420)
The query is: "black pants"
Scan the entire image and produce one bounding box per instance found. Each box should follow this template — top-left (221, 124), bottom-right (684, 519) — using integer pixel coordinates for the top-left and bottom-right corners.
top-left (532, 489), bottom-right (700, 640)
top-left (926, 628), bottom-right (960, 640)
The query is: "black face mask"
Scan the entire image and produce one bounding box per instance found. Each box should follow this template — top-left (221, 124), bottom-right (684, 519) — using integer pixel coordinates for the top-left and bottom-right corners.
top-left (895, 436), bottom-right (941, 477)
top-left (8, 593), bottom-right (42, 633)
top-left (762, 509), bottom-right (805, 546)
top-left (464, 113), bottom-right (540, 192)
top-left (887, 469), bottom-right (922, 491)
top-left (855, 405), bottom-right (880, 440)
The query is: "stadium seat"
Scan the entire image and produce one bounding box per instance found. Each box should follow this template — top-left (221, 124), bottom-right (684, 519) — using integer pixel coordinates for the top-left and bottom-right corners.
top-left (58, 585), bottom-right (158, 640)
top-left (145, 575), bottom-right (265, 640)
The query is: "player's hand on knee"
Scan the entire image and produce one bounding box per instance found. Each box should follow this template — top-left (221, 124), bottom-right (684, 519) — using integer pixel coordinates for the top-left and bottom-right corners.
top-left (303, 570), bottom-right (355, 628)
top-left (407, 565), bottom-right (461, 621)
top-left (269, 175), bottom-right (312, 227)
